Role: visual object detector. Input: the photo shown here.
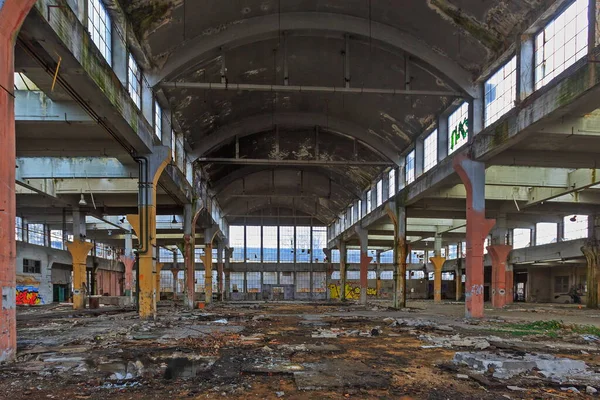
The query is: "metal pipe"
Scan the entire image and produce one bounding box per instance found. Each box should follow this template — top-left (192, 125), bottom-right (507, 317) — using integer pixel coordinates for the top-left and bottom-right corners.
top-left (196, 157), bottom-right (394, 166)
top-left (161, 81), bottom-right (463, 97)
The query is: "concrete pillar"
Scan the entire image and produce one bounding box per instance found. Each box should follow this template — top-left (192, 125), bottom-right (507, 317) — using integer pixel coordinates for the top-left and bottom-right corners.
top-left (171, 269), bottom-right (178, 295)
top-left (455, 258), bottom-right (463, 301)
top-left (505, 264), bottom-right (514, 305)
top-left (581, 241), bottom-right (600, 309)
top-left (0, 0), bottom-right (36, 360)
top-left (324, 248), bottom-right (332, 300)
top-left (66, 240), bottom-right (94, 310)
top-left (487, 245), bottom-right (512, 308)
top-left (453, 154), bottom-right (496, 318)
top-left (217, 242), bottom-right (224, 301)
top-left (355, 226), bottom-right (372, 305)
top-left (225, 248), bottom-right (233, 300)
top-left (431, 234), bottom-right (445, 303)
top-left (155, 263), bottom-right (164, 300)
top-left (376, 252), bottom-right (382, 298)
top-left (201, 227), bottom-right (217, 304)
top-left (126, 146), bottom-right (170, 319)
top-left (183, 203), bottom-right (197, 309)
top-left (339, 241), bottom-right (347, 301)
top-left (386, 201), bottom-right (407, 309)
top-left (119, 255), bottom-right (135, 299)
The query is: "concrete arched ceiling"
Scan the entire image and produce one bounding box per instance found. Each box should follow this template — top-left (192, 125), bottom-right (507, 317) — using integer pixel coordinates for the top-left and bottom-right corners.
top-left (123, 1), bottom-right (553, 223)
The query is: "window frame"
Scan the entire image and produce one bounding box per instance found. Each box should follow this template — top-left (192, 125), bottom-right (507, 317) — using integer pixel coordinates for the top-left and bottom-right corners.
top-left (423, 130), bottom-right (438, 172)
top-left (484, 56), bottom-right (517, 127)
top-left (154, 100), bottom-right (162, 140)
top-left (127, 53), bottom-right (142, 108)
top-left (405, 150), bottom-right (416, 184)
top-left (87, 0), bottom-right (112, 65)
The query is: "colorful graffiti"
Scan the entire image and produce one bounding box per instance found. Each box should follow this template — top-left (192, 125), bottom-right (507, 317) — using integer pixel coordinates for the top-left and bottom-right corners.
top-left (16, 285), bottom-right (42, 305)
top-left (329, 284), bottom-right (377, 300)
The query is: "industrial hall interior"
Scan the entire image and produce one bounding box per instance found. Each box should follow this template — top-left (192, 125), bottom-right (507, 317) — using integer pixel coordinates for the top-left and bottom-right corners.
top-left (2, 0), bottom-right (600, 398)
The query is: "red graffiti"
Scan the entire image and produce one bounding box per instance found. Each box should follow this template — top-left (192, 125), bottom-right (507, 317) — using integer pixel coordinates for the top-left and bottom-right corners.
top-left (16, 286), bottom-right (42, 305)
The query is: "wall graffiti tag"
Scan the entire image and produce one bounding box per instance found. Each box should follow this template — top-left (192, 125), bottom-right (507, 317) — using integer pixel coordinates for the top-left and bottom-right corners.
top-left (329, 283), bottom-right (377, 300)
top-left (16, 285), bottom-right (42, 305)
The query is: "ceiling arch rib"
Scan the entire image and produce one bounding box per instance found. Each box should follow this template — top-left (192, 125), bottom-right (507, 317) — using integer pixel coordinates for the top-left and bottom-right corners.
top-left (222, 199), bottom-right (333, 225)
top-left (189, 112), bottom-right (402, 165)
top-left (149, 12), bottom-right (477, 97)
top-left (210, 166), bottom-right (362, 199)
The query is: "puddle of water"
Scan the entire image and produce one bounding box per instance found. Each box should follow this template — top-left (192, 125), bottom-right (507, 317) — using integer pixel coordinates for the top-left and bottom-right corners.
top-left (163, 357), bottom-right (213, 379)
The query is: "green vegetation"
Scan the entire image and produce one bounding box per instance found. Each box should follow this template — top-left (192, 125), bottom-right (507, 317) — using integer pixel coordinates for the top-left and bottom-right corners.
top-left (494, 320), bottom-right (600, 338)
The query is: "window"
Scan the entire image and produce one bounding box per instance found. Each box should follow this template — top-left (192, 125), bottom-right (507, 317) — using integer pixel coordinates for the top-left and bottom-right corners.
top-left (28, 224), bottom-right (45, 246)
top-left (513, 228), bottom-right (531, 249)
top-left (23, 259), bottom-right (41, 274)
top-left (448, 102), bottom-right (469, 154)
top-left (279, 226), bottom-right (294, 262)
top-left (128, 54), bottom-right (142, 108)
top-left (263, 226), bottom-right (278, 262)
top-left (246, 226), bottom-right (261, 262)
top-left (388, 169), bottom-right (396, 197)
top-left (366, 190), bottom-right (372, 213)
top-left (280, 271), bottom-right (294, 285)
top-left (423, 130), bottom-right (437, 172)
top-left (171, 130), bottom-right (176, 161)
top-left (350, 205), bottom-right (355, 224)
top-left (263, 272), bottom-right (277, 284)
top-left (50, 230), bottom-right (63, 250)
top-left (447, 244), bottom-right (458, 260)
top-left (357, 200), bottom-right (362, 220)
top-left (296, 272), bottom-right (310, 292)
top-left (405, 150), bottom-right (415, 184)
top-left (296, 226), bottom-right (311, 263)
top-left (231, 272), bottom-right (244, 292)
top-left (535, 0), bottom-right (588, 89)
top-left (485, 57), bottom-right (517, 127)
top-left (312, 227), bottom-right (327, 263)
top-left (154, 100), bottom-right (162, 139)
top-left (313, 272), bottom-right (326, 292)
top-left (536, 222), bottom-right (558, 245)
top-left (247, 272), bottom-right (261, 292)
top-left (229, 226), bottom-right (244, 262)
top-left (15, 216), bottom-right (23, 241)
top-left (376, 180), bottom-right (383, 206)
top-left (14, 73), bottom-right (39, 91)
top-left (87, 0), bottom-right (112, 64)
top-left (564, 215), bottom-right (588, 240)
top-left (554, 276), bottom-right (570, 293)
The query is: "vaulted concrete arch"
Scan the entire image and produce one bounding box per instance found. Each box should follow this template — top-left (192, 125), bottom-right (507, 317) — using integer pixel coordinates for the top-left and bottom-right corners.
top-left (149, 12), bottom-right (477, 97)
top-left (224, 201), bottom-right (332, 224)
top-left (211, 166), bottom-right (363, 199)
top-left (190, 112), bottom-right (402, 165)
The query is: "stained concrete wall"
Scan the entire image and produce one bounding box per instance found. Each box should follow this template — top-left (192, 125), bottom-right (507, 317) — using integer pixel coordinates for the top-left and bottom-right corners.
top-left (16, 241), bottom-right (124, 305)
top-left (526, 265), bottom-right (587, 304)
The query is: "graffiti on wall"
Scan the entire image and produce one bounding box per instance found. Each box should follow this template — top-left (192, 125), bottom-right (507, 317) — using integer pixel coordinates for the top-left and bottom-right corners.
top-left (16, 285), bottom-right (42, 305)
top-left (329, 284), bottom-right (377, 299)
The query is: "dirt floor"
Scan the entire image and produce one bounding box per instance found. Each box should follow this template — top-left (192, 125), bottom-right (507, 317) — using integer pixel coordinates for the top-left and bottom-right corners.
top-left (1, 300), bottom-right (599, 399)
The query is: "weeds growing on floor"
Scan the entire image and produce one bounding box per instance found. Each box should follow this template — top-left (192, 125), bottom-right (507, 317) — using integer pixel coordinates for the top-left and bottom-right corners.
top-left (492, 320), bottom-right (600, 338)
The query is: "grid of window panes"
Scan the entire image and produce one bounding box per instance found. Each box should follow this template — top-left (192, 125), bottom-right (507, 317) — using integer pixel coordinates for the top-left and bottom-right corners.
top-left (312, 226), bottom-right (327, 262)
top-left (380, 250), bottom-right (393, 263)
top-left (376, 180), bottom-right (383, 206)
top-left (347, 249), bottom-right (360, 263)
top-left (536, 222), bottom-right (558, 245)
top-left (357, 200), bottom-right (362, 220)
top-left (448, 102), bottom-right (469, 154)
top-left (15, 216), bottom-right (23, 241)
top-left (534, 0), bottom-right (588, 90)
top-left (296, 226), bottom-right (311, 263)
top-left (563, 215), bottom-right (588, 240)
top-left (159, 247), bottom-right (173, 262)
top-left (513, 228), bottom-right (531, 249)
top-left (485, 56), bottom-right (517, 127)
top-left (50, 230), bottom-right (63, 250)
top-left (154, 100), bottom-right (162, 139)
top-left (231, 272), bottom-right (244, 292)
top-left (447, 244), bottom-right (458, 259)
top-left (296, 272), bottom-right (311, 292)
top-left (28, 224), bottom-right (45, 246)
top-left (263, 226), bottom-right (278, 262)
top-left (229, 226), bottom-right (244, 262)
top-left (280, 271), bottom-right (294, 285)
top-left (87, 0), bottom-right (112, 64)
top-left (366, 189), bottom-right (372, 213)
top-left (423, 130), bottom-right (437, 172)
top-left (331, 249), bottom-right (340, 263)
top-left (247, 272), bottom-right (261, 293)
top-left (405, 150), bottom-right (415, 184)
top-left (388, 169), bottom-right (396, 197)
top-left (263, 272), bottom-right (277, 284)
top-left (127, 54), bottom-right (141, 108)
top-left (279, 226), bottom-right (295, 262)
top-left (246, 226), bottom-right (261, 262)
top-left (313, 272), bottom-right (326, 292)
top-left (171, 130), bottom-right (176, 161)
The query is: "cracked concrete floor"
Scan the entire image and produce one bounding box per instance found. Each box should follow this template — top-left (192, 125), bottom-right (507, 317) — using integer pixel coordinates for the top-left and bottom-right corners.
top-left (0, 301), bottom-right (598, 399)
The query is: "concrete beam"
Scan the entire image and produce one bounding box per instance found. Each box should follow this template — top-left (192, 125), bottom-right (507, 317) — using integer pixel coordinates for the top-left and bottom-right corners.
top-left (485, 166), bottom-right (569, 188)
top-left (20, 178), bottom-right (139, 194)
top-left (526, 169), bottom-right (600, 207)
top-left (16, 157), bottom-right (137, 179)
top-left (148, 12), bottom-right (477, 97)
top-left (14, 91), bottom-right (92, 122)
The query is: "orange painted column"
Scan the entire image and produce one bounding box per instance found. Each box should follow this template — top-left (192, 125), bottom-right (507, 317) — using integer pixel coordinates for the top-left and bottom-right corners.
top-left (455, 260), bottom-right (463, 301)
top-left (201, 243), bottom-right (213, 304)
top-left (505, 265), bottom-right (514, 305)
top-left (355, 226), bottom-right (372, 305)
top-left (155, 263), bottom-right (164, 301)
top-left (487, 245), bottom-right (512, 308)
top-left (0, 0), bottom-right (37, 362)
top-left (430, 256), bottom-right (446, 303)
top-left (454, 154), bottom-right (496, 318)
top-left (66, 240), bottom-right (94, 309)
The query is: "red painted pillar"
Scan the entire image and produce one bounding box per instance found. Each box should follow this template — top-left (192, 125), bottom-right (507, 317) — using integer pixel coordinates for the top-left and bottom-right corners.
top-left (454, 154), bottom-right (495, 318)
top-left (355, 226), bottom-right (372, 305)
top-left (487, 245), bottom-right (512, 308)
top-left (184, 233), bottom-right (195, 308)
top-left (119, 255), bottom-right (135, 297)
top-left (0, 0), bottom-right (36, 362)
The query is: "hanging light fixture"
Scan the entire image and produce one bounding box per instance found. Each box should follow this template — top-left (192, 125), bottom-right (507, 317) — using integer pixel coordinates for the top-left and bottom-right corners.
top-left (78, 193), bottom-right (87, 206)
